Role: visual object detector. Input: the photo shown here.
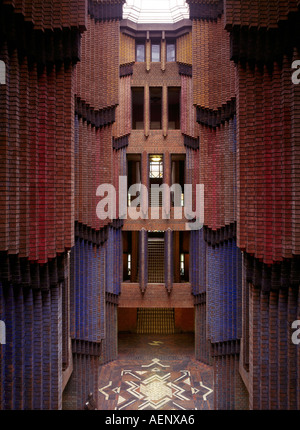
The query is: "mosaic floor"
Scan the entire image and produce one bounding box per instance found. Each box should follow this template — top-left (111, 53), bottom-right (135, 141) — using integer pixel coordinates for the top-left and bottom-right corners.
top-left (98, 334), bottom-right (214, 410)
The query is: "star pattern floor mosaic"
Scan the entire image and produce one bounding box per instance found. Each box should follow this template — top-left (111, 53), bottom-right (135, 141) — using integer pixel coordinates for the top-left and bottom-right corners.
top-left (98, 334), bottom-right (214, 410)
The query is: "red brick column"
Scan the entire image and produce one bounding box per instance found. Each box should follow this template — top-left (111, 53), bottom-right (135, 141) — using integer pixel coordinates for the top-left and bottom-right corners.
top-left (161, 36), bottom-right (166, 72)
top-left (269, 290), bottom-right (278, 409)
top-left (260, 291), bottom-right (269, 409)
top-left (174, 231), bottom-right (180, 283)
top-left (278, 288), bottom-right (288, 409)
top-left (144, 84), bottom-right (150, 137)
top-left (288, 286), bottom-right (298, 409)
top-left (146, 38), bottom-right (151, 72)
top-left (165, 228), bottom-right (173, 293)
top-left (162, 84), bottom-right (168, 137)
top-left (249, 284), bottom-right (261, 409)
top-left (139, 228), bottom-right (148, 293)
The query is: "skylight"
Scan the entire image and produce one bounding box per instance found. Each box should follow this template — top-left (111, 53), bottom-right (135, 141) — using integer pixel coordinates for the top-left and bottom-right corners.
top-left (123, 0), bottom-right (190, 24)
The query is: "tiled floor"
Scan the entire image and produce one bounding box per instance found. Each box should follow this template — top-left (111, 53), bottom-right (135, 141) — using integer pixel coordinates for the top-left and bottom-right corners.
top-left (98, 333), bottom-right (214, 410)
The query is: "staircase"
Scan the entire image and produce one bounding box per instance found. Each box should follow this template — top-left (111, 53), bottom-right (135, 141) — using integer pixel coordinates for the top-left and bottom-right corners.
top-left (147, 238), bottom-right (164, 283)
top-left (149, 189), bottom-right (163, 207)
top-left (137, 308), bottom-right (175, 334)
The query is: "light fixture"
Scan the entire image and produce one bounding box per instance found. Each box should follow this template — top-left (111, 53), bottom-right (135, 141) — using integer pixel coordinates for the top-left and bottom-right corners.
top-left (150, 155), bottom-right (162, 162)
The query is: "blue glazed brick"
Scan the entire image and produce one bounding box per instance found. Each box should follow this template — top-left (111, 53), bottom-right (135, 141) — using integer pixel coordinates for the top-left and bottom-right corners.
top-left (195, 236), bottom-right (243, 345)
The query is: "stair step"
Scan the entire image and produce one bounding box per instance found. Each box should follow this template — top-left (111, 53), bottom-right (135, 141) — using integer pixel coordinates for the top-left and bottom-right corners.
top-left (148, 239), bottom-right (164, 283)
top-left (137, 308), bottom-right (175, 334)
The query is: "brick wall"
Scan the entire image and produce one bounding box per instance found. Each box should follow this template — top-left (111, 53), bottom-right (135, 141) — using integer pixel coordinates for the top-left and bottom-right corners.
top-left (118, 308), bottom-right (137, 332)
top-left (191, 15), bottom-right (235, 111)
top-left (118, 307), bottom-right (194, 333)
top-left (120, 33), bottom-right (135, 65)
top-left (1, 0), bottom-right (86, 31)
top-left (225, 0), bottom-right (300, 410)
top-left (0, 269), bottom-right (66, 409)
top-left (0, 0), bottom-right (84, 410)
top-left (188, 0), bottom-right (243, 410)
top-left (224, 0), bottom-right (299, 28)
top-left (62, 349), bottom-right (100, 410)
top-left (132, 62), bottom-right (181, 87)
top-left (174, 308), bottom-right (194, 332)
top-left (176, 32), bottom-right (192, 66)
top-left (75, 15), bottom-right (120, 111)
top-left (75, 118), bottom-right (114, 231)
top-left (113, 75), bottom-right (132, 138)
top-left (199, 118), bottom-right (236, 230)
top-left (181, 74), bottom-right (198, 138)
top-left (213, 352), bottom-right (248, 410)
top-left (194, 298), bottom-right (212, 365)
top-left (0, 2), bottom-right (83, 263)
top-left (242, 261), bottom-right (300, 410)
top-left (236, 59), bottom-right (300, 264)
top-left (119, 283), bottom-right (194, 308)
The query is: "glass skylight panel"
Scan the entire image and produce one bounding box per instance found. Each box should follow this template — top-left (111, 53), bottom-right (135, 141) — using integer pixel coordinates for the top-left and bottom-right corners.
top-left (123, 0), bottom-right (189, 24)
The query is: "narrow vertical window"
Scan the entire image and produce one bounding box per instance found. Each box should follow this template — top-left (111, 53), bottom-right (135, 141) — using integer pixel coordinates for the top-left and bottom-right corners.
top-left (166, 42), bottom-right (176, 62)
top-left (171, 155), bottom-right (185, 207)
top-left (151, 43), bottom-right (160, 62)
top-left (150, 87), bottom-right (162, 129)
top-left (168, 87), bottom-right (180, 129)
top-left (149, 155), bottom-right (163, 179)
top-left (132, 87), bottom-right (144, 130)
top-left (136, 43), bottom-right (145, 62)
top-left (180, 253), bottom-right (185, 276)
top-left (149, 154), bottom-right (163, 207)
top-left (127, 156), bottom-right (141, 206)
top-left (128, 254), bottom-right (131, 276)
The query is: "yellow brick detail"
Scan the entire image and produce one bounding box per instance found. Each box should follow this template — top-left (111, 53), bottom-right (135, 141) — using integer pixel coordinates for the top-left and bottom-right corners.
top-left (120, 33), bottom-right (135, 65)
top-left (176, 32), bottom-right (192, 65)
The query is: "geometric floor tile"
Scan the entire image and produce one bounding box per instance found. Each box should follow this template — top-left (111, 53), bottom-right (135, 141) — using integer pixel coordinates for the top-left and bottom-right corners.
top-left (98, 334), bottom-right (213, 410)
